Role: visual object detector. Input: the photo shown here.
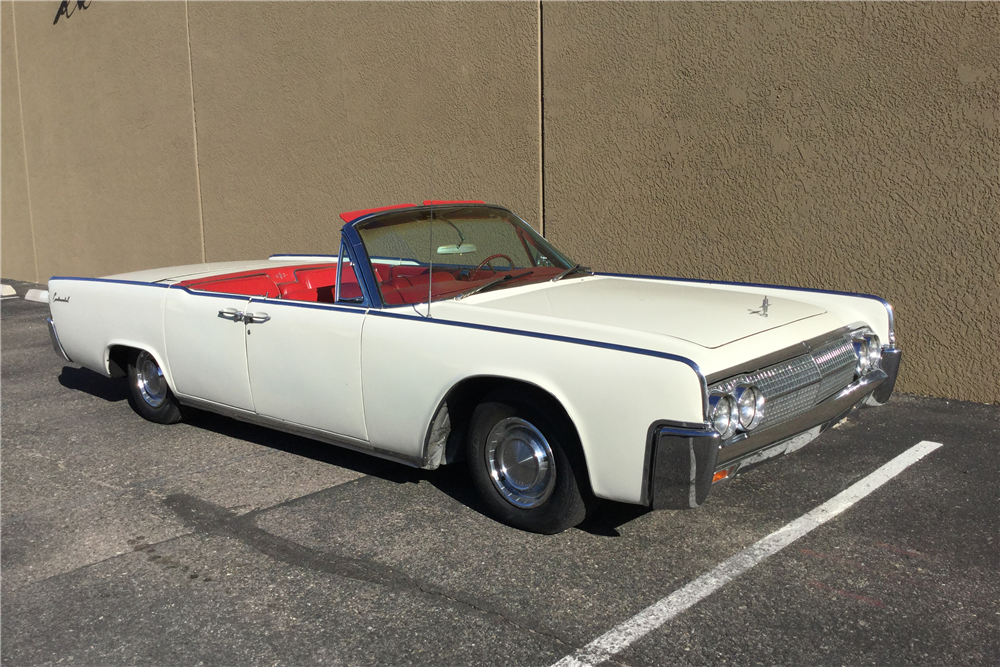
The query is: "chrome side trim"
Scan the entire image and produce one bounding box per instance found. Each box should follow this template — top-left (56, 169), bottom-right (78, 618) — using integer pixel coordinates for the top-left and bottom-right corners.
top-left (268, 253), bottom-right (338, 260)
top-left (46, 317), bottom-right (73, 362)
top-left (49, 276), bottom-right (171, 289)
top-left (175, 395), bottom-right (423, 468)
top-left (167, 285), bottom-right (252, 302)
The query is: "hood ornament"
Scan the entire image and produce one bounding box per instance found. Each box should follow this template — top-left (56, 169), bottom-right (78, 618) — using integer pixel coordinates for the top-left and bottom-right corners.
top-left (748, 296), bottom-right (769, 318)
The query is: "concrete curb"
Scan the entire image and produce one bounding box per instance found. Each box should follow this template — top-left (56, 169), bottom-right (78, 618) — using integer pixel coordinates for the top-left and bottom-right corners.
top-left (1, 278), bottom-right (47, 299)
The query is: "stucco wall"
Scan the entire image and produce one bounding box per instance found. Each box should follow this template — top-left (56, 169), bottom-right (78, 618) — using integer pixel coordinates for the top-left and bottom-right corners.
top-left (0, 1), bottom-right (34, 281)
top-left (542, 1), bottom-right (999, 402)
top-left (2, 1), bottom-right (996, 402)
top-left (2, 0), bottom-right (204, 280)
top-left (186, 0), bottom-right (541, 261)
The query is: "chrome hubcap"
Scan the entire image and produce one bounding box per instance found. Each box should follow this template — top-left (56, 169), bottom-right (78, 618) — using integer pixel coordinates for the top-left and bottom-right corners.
top-left (135, 351), bottom-right (167, 408)
top-left (484, 417), bottom-right (556, 508)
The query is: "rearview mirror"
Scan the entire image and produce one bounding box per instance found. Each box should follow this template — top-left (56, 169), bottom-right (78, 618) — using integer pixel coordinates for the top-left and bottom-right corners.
top-left (436, 244), bottom-right (478, 255)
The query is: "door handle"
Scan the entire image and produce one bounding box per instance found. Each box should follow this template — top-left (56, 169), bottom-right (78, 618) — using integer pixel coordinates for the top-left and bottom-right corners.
top-left (245, 312), bottom-right (270, 324)
top-left (218, 308), bottom-right (245, 322)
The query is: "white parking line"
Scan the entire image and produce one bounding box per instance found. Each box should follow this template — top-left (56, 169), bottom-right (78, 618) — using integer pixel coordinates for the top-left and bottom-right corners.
top-left (550, 440), bottom-right (944, 667)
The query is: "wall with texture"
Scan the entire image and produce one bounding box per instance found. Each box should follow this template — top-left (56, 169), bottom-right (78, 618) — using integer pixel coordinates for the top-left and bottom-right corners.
top-left (2, 0), bottom-right (204, 280)
top-left (542, 1), bottom-right (998, 402)
top-left (186, 0), bottom-right (541, 261)
top-left (1, 1), bottom-right (35, 280)
top-left (2, 1), bottom-right (996, 402)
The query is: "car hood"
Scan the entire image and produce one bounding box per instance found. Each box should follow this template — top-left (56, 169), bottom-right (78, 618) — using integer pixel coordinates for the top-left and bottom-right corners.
top-left (468, 275), bottom-right (827, 349)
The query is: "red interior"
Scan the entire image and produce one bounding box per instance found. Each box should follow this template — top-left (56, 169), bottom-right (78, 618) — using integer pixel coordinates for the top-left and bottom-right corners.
top-left (175, 262), bottom-right (563, 305)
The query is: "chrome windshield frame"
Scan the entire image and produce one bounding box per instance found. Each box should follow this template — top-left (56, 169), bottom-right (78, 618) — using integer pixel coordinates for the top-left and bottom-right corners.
top-left (343, 204), bottom-right (575, 310)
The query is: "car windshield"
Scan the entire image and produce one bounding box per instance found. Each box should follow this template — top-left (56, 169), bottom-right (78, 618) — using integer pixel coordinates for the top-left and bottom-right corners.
top-left (354, 206), bottom-right (579, 306)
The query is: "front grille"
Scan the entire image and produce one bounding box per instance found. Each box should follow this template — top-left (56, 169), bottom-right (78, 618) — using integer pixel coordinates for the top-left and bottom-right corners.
top-left (813, 337), bottom-right (859, 401)
top-left (710, 334), bottom-right (858, 432)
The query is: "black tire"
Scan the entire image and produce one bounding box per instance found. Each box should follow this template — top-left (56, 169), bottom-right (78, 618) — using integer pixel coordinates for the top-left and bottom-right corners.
top-left (467, 392), bottom-right (592, 534)
top-left (126, 349), bottom-right (182, 425)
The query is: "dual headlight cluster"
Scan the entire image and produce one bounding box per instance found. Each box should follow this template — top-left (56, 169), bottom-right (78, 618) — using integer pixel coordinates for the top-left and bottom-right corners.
top-left (852, 329), bottom-right (882, 377)
top-left (708, 385), bottom-right (765, 440)
top-left (708, 329), bottom-right (884, 440)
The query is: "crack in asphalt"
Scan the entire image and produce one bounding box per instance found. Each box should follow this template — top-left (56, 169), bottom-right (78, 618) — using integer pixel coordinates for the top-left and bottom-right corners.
top-left (162, 492), bottom-right (580, 655)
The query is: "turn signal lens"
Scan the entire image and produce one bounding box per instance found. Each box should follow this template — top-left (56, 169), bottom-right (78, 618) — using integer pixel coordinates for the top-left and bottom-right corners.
top-left (712, 469), bottom-right (729, 483)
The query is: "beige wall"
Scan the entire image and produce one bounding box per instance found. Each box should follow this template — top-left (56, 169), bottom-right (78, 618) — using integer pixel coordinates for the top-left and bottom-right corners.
top-left (0, 0), bottom-right (34, 280)
top-left (186, 0), bottom-right (541, 261)
top-left (542, 1), bottom-right (998, 402)
top-left (3, 0), bottom-right (204, 280)
top-left (2, 1), bottom-right (997, 402)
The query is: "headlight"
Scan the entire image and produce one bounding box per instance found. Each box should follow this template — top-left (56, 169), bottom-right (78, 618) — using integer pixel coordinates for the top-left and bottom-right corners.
top-left (709, 393), bottom-right (739, 440)
top-left (852, 334), bottom-right (871, 376)
top-left (733, 385), bottom-right (765, 430)
top-left (864, 332), bottom-right (881, 370)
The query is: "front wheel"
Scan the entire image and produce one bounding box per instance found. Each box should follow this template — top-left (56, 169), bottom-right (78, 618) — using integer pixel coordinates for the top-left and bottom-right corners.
top-left (127, 350), bottom-right (182, 424)
top-left (467, 395), bottom-right (591, 533)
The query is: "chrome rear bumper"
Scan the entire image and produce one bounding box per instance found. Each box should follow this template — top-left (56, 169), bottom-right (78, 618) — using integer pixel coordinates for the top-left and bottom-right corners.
top-left (649, 349), bottom-right (900, 510)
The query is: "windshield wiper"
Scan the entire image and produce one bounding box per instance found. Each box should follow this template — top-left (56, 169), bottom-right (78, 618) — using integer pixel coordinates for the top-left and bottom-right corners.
top-left (551, 264), bottom-right (591, 282)
top-left (454, 271), bottom-right (533, 301)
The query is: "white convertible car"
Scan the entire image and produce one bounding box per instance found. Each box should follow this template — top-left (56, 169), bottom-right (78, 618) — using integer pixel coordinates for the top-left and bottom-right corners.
top-left (40, 202), bottom-right (900, 533)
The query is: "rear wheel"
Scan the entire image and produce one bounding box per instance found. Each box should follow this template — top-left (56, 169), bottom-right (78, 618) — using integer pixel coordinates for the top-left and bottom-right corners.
top-left (127, 350), bottom-right (182, 424)
top-left (467, 393), bottom-right (591, 533)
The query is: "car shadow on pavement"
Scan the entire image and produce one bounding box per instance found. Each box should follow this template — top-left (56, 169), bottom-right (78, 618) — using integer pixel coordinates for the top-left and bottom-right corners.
top-left (576, 502), bottom-right (651, 537)
top-left (55, 366), bottom-right (655, 537)
top-left (58, 366), bottom-right (130, 402)
top-left (422, 462), bottom-right (652, 537)
top-left (181, 406), bottom-right (426, 486)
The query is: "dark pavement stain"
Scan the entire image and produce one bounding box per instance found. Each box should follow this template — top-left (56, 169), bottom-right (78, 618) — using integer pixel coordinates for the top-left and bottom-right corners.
top-left (161, 492), bottom-right (578, 651)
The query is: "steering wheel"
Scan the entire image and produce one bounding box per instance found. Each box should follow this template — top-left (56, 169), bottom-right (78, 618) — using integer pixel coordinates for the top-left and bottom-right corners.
top-left (473, 254), bottom-right (515, 278)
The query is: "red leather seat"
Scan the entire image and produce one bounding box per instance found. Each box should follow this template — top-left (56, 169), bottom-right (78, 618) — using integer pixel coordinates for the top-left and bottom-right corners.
top-left (282, 287), bottom-right (318, 302)
top-left (296, 267), bottom-right (340, 290)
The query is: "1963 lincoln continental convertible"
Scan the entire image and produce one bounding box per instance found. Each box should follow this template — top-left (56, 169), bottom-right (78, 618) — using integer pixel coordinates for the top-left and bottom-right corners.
top-left (37, 202), bottom-right (900, 533)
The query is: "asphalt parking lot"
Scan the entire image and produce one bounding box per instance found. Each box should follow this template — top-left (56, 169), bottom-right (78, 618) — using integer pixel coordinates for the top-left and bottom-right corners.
top-left (2, 292), bottom-right (998, 666)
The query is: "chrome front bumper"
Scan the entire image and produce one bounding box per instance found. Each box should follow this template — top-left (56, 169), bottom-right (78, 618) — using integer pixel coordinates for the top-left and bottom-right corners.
top-left (648, 348), bottom-right (901, 510)
top-left (46, 317), bottom-right (73, 363)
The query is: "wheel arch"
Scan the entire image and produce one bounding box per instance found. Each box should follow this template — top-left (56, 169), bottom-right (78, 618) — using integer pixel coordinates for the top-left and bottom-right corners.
top-left (422, 375), bottom-right (592, 492)
top-left (105, 342), bottom-right (174, 389)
